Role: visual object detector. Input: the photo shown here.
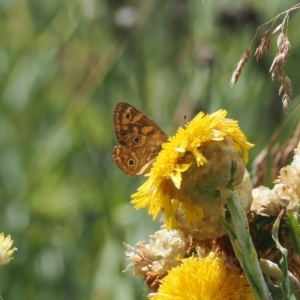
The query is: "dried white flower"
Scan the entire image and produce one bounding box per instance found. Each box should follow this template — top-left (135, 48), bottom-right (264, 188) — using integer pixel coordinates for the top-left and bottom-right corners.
top-left (252, 142), bottom-right (300, 216)
top-left (251, 186), bottom-right (281, 216)
top-left (124, 229), bottom-right (186, 289)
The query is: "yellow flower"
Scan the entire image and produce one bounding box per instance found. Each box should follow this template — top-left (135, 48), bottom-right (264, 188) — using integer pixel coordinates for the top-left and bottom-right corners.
top-left (0, 233), bottom-right (17, 266)
top-left (150, 252), bottom-right (254, 300)
top-left (131, 110), bottom-right (253, 234)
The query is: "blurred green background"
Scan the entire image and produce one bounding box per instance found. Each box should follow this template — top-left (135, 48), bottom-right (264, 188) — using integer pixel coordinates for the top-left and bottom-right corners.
top-left (0, 0), bottom-right (300, 299)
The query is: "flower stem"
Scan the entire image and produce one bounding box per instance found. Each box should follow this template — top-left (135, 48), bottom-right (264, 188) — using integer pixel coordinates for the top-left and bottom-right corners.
top-left (221, 193), bottom-right (272, 300)
top-left (286, 211), bottom-right (300, 255)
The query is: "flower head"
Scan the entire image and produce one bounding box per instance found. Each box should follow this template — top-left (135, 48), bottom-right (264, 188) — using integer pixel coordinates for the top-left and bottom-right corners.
top-left (0, 233), bottom-right (17, 266)
top-left (149, 252), bottom-right (254, 300)
top-left (131, 110), bottom-right (253, 237)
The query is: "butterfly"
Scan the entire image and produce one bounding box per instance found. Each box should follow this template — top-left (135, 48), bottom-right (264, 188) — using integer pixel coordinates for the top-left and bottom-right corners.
top-left (112, 102), bottom-right (168, 175)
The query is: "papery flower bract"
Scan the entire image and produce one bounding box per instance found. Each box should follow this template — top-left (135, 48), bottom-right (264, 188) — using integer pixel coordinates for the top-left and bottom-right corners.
top-left (149, 252), bottom-right (254, 300)
top-left (131, 110), bottom-right (253, 235)
top-left (0, 233), bottom-right (17, 266)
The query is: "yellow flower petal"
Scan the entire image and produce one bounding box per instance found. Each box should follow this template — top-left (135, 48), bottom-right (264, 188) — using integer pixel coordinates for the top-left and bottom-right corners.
top-left (170, 164), bottom-right (190, 189)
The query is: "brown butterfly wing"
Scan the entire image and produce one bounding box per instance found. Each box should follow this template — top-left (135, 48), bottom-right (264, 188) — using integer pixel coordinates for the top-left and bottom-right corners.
top-left (112, 102), bottom-right (168, 176)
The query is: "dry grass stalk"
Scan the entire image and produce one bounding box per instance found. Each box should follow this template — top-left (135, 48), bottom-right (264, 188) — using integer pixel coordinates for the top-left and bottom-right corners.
top-left (230, 5), bottom-right (300, 111)
top-left (229, 47), bottom-right (251, 87)
top-left (254, 29), bottom-right (271, 61)
top-left (269, 28), bottom-right (292, 112)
